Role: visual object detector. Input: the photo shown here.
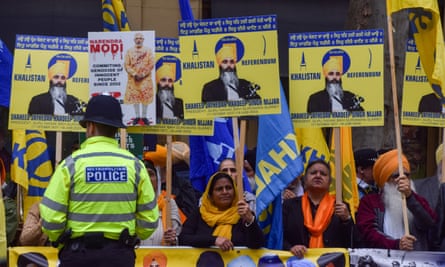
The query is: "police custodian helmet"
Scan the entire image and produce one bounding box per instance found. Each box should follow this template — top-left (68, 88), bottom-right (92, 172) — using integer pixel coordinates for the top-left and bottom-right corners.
top-left (79, 94), bottom-right (126, 128)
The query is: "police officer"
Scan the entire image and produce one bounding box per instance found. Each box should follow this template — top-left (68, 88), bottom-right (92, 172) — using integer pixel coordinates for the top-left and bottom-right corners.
top-left (40, 94), bottom-right (159, 267)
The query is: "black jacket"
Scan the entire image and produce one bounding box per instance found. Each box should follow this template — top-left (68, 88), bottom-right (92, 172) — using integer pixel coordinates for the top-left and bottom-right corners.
top-left (28, 92), bottom-right (84, 115)
top-left (156, 95), bottom-right (184, 120)
top-left (201, 78), bottom-right (260, 102)
top-left (307, 89), bottom-right (363, 113)
top-left (179, 207), bottom-right (265, 248)
top-left (418, 93), bottom-right (442, 113)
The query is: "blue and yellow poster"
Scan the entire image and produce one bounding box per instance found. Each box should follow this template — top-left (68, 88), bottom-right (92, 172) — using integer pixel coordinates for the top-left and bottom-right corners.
top-left (8, 34), bottom-right (89, 131)
top-left (289, 29), bottom-right (384, 128)
top-left (127, 38), bottom-right (214, 136)
top-left (179, 15), bottom-right (281, 119)
top-left (401, 38), bottom-right (445, 127)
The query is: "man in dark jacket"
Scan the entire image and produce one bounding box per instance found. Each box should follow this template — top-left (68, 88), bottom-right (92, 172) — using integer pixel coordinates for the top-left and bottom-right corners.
top-left (28, 61), bottom-right (85, 115)
top-left (307, 56), bottom-right (363, 113)
top-left (201, 43), bottom-right (260, 102)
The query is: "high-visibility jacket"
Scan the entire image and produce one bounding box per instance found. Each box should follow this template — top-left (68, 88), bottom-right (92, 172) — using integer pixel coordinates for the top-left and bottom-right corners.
top-left (40, 136), bottom-right (159, 242)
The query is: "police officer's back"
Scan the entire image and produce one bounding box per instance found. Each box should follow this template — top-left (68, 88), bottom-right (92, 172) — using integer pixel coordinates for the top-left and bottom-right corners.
top-left (40, 95), bottom-right (159, 267)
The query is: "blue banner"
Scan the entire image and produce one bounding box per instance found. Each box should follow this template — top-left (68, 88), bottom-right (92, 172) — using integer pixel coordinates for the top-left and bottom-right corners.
top-left (256, 84), bottom-right (304, 249)
top-left (0, 39), bottom-right (12, 108)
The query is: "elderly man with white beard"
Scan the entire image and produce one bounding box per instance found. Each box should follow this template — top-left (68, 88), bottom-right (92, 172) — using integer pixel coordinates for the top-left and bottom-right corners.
top-left (155, 63), bottom-right (184, 120)
top-left (356, 149), bottom-right (437, 251)
top-left (201, 42), bottom-right (261, 102)
top-left (28, 61), bottom-right (85, 115)
top-left (307, 55), bottom-right (364, 113)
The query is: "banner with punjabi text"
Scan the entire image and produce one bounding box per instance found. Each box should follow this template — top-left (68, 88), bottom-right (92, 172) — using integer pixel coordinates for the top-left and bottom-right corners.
top-left (8, 34), bottom-right (89, 131)
top-left (88, 31), bottom-right (156, 126)
top-left (289, 29), bottom-right (384, 128)
top-left (401, 38), bottom-right (445, 127)
top-left (127, 38), bottom-right (214, 136)
top-left (179, 15), bottom-right (281, 119)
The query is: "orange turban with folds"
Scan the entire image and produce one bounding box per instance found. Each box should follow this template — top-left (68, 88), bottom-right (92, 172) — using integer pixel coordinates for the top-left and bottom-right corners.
top-left (156, 63), bottom-right (175, 84)
top-left (322, 56), bottom-right (342, 77)
top-left (372, 149), bottom-right (410, 189)
top-left (216, 44), bottom-right (236, 65)
top-left (143, 142), bottom-right (190, 167)
top-left (48, 61), bottom-right (69, 80)
top-left (143, 251), bottom-right (167, 267)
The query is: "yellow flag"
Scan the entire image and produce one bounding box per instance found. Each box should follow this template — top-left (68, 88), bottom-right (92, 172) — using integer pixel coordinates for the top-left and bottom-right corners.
top-left (388, 0), bottom-right (445, 105)
top-left (329, 127), bottom-right (359, 220)
top-left (102, 0), bottom-right (131, 31)
top-left (11, 130), bottom-right (28, 190)
top-left (295, 127), bottom-right (330, 169)
top-left (11, 130), bottom-right (53, 217)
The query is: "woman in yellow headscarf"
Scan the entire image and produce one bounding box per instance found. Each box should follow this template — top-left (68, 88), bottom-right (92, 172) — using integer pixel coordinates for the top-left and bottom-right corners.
top-left (178, 172), bottom-right (264, 251)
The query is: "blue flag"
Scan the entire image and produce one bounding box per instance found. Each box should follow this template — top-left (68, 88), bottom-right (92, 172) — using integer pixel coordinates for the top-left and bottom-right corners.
top-left (255, 84), bottom-right (304, 249)
top-left (179, 0), bottom-right (194, 20)
top-left (0, 39), bottom-right (12, 108)
top-left (189, 118), bottom-right (251, 193)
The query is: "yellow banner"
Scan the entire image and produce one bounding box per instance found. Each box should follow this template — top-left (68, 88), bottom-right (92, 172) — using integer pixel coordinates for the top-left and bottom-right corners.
top-left (401, 38), bottom-right (445, 126)
top-left (8, 246), bottom-right (349, 266)
top-left (8, 35), bottom-right (89, 132)
top-left (289, 29), bottom-right (384, 128)
top-left (179, 15), bottom-right (281, 119)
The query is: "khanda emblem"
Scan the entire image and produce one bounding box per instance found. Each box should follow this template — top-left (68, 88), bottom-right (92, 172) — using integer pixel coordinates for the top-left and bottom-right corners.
top-left (408, 8), bottom-right (434, 34)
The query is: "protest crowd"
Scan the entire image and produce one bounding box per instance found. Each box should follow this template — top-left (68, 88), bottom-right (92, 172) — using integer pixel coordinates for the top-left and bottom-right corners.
top-left (2, 0), bottom-right (445, 267)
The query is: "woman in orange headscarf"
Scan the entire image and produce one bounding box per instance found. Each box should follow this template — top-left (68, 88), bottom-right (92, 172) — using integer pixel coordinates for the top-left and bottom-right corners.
top-left (178, 171), bottom-right (264, 251)
top-left (283, 159), bottom-right (355, 258)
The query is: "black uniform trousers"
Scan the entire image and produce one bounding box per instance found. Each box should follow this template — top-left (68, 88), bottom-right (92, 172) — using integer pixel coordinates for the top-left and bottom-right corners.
top-left (59, 237), bottom-right (135, 267)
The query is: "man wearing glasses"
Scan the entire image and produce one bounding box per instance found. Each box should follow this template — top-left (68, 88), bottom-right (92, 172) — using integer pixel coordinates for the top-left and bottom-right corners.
top-left (201, 42), bottom-right (261, 102)
top-left (356, 149), bottom-right (436, 251)
top-left (155, 62), bottom-right (184, 120)
top-left (307, 55), bottom-right (364, 113)
top-left (28, 60), bottom-right (85, 115)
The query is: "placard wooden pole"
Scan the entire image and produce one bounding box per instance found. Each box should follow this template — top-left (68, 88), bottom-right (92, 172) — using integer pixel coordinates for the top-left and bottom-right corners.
top-left (387, 5), bottom-right (409, 235)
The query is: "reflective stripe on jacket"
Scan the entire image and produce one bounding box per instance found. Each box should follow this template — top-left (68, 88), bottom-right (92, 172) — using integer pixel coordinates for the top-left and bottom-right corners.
top-left (40, 136), bottom-right (158, 242)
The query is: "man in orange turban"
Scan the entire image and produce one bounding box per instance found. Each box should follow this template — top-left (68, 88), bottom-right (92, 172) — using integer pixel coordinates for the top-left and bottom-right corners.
top-left (155, 62), bottom-right (184, 120)
top-left (201, 42), bottom-right (260, 102)
top-left (306, 55), bottom-right (364, 113)
top-left (28, 60), bottom-right (84, 115)
top-left (356, 149), bottom-right (436, 251)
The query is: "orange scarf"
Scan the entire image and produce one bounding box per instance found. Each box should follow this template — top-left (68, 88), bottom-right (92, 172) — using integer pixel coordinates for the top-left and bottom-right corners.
top-left (301, 192), bottom-right (335, 248)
